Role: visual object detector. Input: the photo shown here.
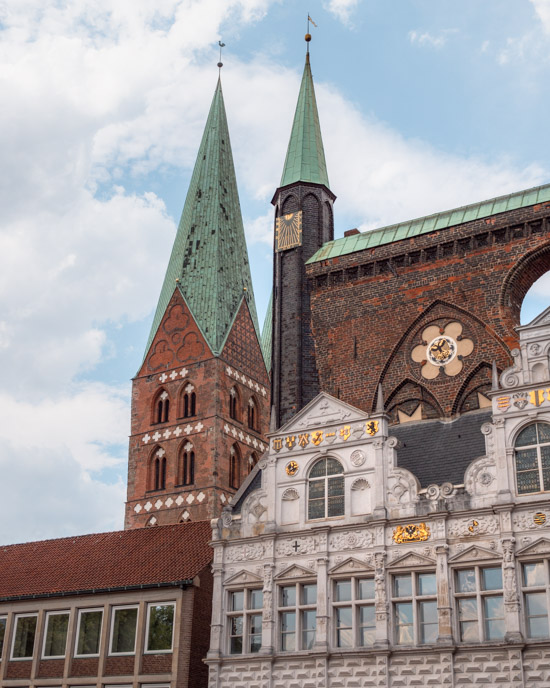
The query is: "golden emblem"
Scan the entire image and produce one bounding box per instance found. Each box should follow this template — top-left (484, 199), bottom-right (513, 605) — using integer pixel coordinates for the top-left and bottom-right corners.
top-left (285, 461), bottom-right (299, 476)
top-left (468, 520), bottom-right (479, 533)
top-left (393, 523), bottom-right (431, 544)
top-left (339, 425), bottom-right (351, 441)
top-left (497, 396), bottom-right (511, 410)
top-left (298, 433), bottom-right (309, 448)
top-left (366, 420), bottom-right (379, 436)
top-left (272, 438), bottom-right (283, 452)
top-left (285, 435), bottom-right (296, 449)
top-left (534, 512), bottom-right (547, 526)
top-left (428, 337), bottom-right (455, 364)
top-left (275, 211), bottom-right (303, 252)
top-left (312, 430), bottom-right (323, 446)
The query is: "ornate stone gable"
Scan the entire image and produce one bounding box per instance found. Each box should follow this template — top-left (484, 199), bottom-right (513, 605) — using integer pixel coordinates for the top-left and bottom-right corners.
top-left (223, 569), bottom-right (263, 586)
top-left (274, 564), bottom-right (317, 580)
top-left (329, 557), bottom-right (374, 575)
top-left (387, 551), bottom-right (436, 569)
top-left (448, 544), bottom-right (502, 564)
top-left (516, 537), bottom-right (550, 557)
top-left (277, 391), bottom-right (369, 434)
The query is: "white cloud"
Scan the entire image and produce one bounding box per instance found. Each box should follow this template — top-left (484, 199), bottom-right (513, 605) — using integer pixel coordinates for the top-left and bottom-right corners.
top-left (408, 29), bottom-right (457, 49)
top-left (324, 0), bottom-right (360, 25)
top-left (531, 0), bottom-right (550, 34)
top-left (245, 210), bottom-right (274, 247)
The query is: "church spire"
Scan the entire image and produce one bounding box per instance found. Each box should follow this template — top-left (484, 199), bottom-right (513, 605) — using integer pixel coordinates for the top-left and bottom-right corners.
top-left (279, 53), bottom-right (330, 189)
top-left (144, 77), bottom-right (259, 356)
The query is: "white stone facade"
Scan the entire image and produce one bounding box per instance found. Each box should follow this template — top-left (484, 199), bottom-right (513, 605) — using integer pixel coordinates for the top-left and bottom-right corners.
top-left (207, 308), bottom-right (550, 687)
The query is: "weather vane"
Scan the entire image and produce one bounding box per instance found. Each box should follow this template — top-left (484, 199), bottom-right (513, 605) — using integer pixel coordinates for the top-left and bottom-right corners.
top-left (218, 40), bottom-right (225, 72)
top-left (305, 14), bottom-right (317, 53)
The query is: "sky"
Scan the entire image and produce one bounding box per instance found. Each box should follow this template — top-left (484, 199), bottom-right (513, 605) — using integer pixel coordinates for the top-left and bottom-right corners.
top-left (1, 0), bottom-right (550, 544)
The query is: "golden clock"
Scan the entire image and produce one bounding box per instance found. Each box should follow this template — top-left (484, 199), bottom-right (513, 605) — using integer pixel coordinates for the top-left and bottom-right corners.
top-left (285, 460), bottom-right (299, 476)
top-left (275, 211), bottom-right (303, 252)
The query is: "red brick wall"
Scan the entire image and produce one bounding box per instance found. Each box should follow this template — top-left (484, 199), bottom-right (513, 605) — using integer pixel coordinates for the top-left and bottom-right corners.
top-left (37, 659), bottom-right (64, 677)
top-left (307, 205), bottom-right (550, 417)
top-left (69, 657), bottom-right (100, 677)
top-left (6, 661), bottom-right (32, 679)
top-left (141, 652), bottom-right (172, 674)
top-left (104, 655), bottom-right (135, 675)
top-left (189, 566), bottom-right (213, 688)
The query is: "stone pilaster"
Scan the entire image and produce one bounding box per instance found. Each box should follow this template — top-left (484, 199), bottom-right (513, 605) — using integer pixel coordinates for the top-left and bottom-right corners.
top-left (435, 544), bottom-right (453, 644)
top-left (374, 550), bottom-right (389, 648)
top-left (315, 556), bottom-right (329, 651)
top-left (501, 537), bottom-right (523, 643)
top-left (261, 562), bottom-right (275, 655)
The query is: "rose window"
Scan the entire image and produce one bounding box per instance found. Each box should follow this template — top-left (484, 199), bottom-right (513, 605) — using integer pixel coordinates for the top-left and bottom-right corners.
top-left (411, 321), bottom-right (474, 379)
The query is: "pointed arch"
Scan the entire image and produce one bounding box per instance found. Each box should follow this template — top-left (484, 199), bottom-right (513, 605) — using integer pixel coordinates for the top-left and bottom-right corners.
top-left (148, 446), bottom-right (167, 491)
top-left (386, 378), bottom-right (443, 425)
top-left (323, 201), bottom-right (334, 244)
top-left (146, 515), bottom-right (158, 527)
top-left (179, 380), bottom-right (197, 418)
top-left (229, 385), bottom-right (240, 422)
top-left (247, 395), bottom-right (259, 431)
top-left (178, 441), bottom-right (195, 486)
top-left (303, 193), bottom-right (320, 246)
top-left (229, 443), bottom-right (241, 489)
top-left (248, 451), bottom-right (259, 474)
top-left (152, 387), bottom-right (170, 424)
top-left (282, 194), bottom-right (299, 215)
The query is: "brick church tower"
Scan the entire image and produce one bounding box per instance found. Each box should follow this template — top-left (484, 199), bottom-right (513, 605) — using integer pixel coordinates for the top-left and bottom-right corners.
top-left (270, 47), bottom-right (336, 428)
top-left (125, 77), bottom-right (270, 528)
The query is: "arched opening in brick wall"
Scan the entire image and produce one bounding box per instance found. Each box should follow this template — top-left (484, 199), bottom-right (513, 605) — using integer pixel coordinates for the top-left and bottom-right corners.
top-left (501, 242), bottom-right (550, 332)
top-left (520, 270), bottom-right (550, 324)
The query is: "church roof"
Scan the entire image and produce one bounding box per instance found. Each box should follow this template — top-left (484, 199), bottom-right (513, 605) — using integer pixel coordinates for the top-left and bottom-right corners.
top-left (0, 521), bottom-right (212, 601)
top-left (144, 78), bottom-right (259, 357)
top-left (307, 181), bottom-right (550, 264)
top-left (279, 54), bottom-right (330, 189)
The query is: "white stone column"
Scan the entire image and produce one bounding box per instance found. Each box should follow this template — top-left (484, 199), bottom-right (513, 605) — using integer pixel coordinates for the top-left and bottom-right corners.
top-left (374, 550), bottom-right (389, 648)
top-left (315, 555), bottom-right (329, 651)
top-left (207, 542), bottom-right (225, 658)
top-left (501, 537), bottom-right (523, 643)
top-left (371, 434), bottom-right (388, 519)
top-left (435, 544), bottom-right (452, 644)
top-left (260, 562), bottom-right (275, 655)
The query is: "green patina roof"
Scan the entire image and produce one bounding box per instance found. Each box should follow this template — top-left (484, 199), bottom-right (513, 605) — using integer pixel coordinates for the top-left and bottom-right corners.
top-left (260, 292), bottom-right (273, 372)
top-left (307, 181), bottom-right (550, 264)
top-left (280, 54), bottom-right (330, 189)
top-left (144, 78), bottom-right (259, 357)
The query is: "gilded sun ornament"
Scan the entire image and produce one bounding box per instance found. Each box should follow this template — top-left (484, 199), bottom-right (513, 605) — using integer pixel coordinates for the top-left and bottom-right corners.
top-left (411, 321), bottom-right (474, 380)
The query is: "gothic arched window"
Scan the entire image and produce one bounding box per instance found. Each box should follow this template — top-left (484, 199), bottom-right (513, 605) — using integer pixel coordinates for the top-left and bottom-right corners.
top-left (307, 457), bottom-right (345, 520)
top-left (182, 383), bottom-right (197, 418)
top-left (153, 389), bottom-right (170, 424)
top-left (230, 444), bottom-right (241, 489)
top-left (229, 387), bottom-right (239, 421)
top-left (179, 443), bottom-right (195, 486)
top-left (515, 422), bottom-right (550, 495)
top-left (150, 447), bottom-right (167, 491)
top-left (248, 452), bottom-right (258, 474)
top-left (247, 397), bottom-right (257, 430)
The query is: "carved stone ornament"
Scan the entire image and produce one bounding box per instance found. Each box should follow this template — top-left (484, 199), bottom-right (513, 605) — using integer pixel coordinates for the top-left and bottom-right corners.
top-left (221, 510), bottom-right (232, 527)
top-left (387, 468), bottom-right (418, 506)
top-left (447, 515), bottom-right (499, 538)
top-left (411, 321), bottom-right (474, 380)
top-left (500, 349), bottom-right (522, 389)
top-left (350, 450), bottom-right (366, 467)
top-left (501, 538), bottom-right (519, 609)
top-left (464, 456), bottom-right (497, 496)
top-left (276, 536), bottom-right (319, 557)
top-left (225, 543), bottom-right (265, 562)
top-left (513, 511), bottom-right (550, 531)
top-left (329, 529), bottom-right (373, 551)
top-left (297, 397), bottom-right (352, 428)
top-left (393, 523), bottom-right (431, 544)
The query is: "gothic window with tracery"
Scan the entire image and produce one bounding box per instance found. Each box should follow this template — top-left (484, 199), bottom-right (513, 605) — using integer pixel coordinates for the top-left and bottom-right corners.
top-left (229, 387), bottom-right (239, 421)
top-left (179, 442), bottom-right (195, 486)
top-left (182, 383), bottom-right (196, 418)
top-left (229, 444), bottom-right (241, 489)
top-left (154, 389), bottom-right (170, 424)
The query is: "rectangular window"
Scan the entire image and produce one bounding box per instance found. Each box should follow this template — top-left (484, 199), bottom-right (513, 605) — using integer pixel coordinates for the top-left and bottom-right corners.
top-left (227, 589), bottom-right (263, 654)
top-left (0, 616), bottom-right (6, 660)
top-left (392, 572), bottom-right (437, 646)
top-left (12, 614), bottom-right (38, 659)
top-left (333, 577), bottom-right (375, 648)
top-left (146, 603), bottom-right (175, 653)
top-left (279, 583), bottom-right (317, 651)
top-left (522, 560), bottom-right (550, 639)
top-left (75, 608), bottom-right (103, 656)
top-left (110, 606), bottom-right (138, 655)
top-left (43, 611), bottom-right (70, 658)
top-left (455, 566), bottom-right (504, 642)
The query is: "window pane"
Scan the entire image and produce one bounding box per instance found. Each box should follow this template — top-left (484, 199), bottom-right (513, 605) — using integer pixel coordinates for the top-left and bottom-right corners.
top-left (302, 609), bottom-right (316, 631)
top-left (335, 580), bottom-right (351, 602)
top-left (394, 574), bottom-right (412, 598)
top-left (418, 573), bottom-right (436, 596)
top-left (230, 617), bottom-right (243, 636)
top-left (230, 635), bottom-right (243, 654)
top-left (543, 467), bottom-right (550, 492)
top-left (526, 591), bottom-right (548, 616)
top-left (538, 423), bottom-right (550, 443)
top-left (359, 606), bottom-right (375, 646)
top-left (420, 601), bottom-right (438, 644)
top-left (328, 495), bottom-right (345, 517)
top-left (516, 425), bottom-right (538, 447)
top-left (302, 584), bottom-right (317, 605)
top-left (147, 604), bottom-right (174, 652)
top-left (308, 499), bottom-right (325, 520)
top-left (231, 591), bottom-right (244, 611)
top-left (281, 586), bottom-right (296, 607)
top-left (456, 569), bottom-right (476, 593)
top-left (517, 468), bottom-right (541, 494)
top-left (458, 598), bottom-right (478, 641)
top-left (336, 608), bottom-right (352, 648)
top-left (482, 567), bottom-right (502, 591)
top-left (13, 616), bottom-right (37, 659)
top-left (524, 562), bottom-right (546, 587)
top-left (77, 611), bottom-right (102, 655)
top-left (528, 615), bottom-right (550, 639)
top-left (309, 480), bottom-right (325, 499)
top-left (484, 596), bottom-right (504, 640)
top-left (516, 448), bottom-right (538, 470)
top-left (541, 445), bottom-right (550, 468)
top-left (44, 613), bottom-right (69, 657)
top-left (250, 590), bottom-right (263, 609)
top-left (111, 608), bottom-right (137, 654)
top-left (395, 602), bottom-right (413, 644)
top-left (326, 458), bottom-right (343, 475)
top-left (328, 476), bottom-right (344, 496)
top-left (249, 614), bottom-right (262, 653)
top-left (336, 606), bottom-right (352, 627)
top-left (0, 617), bottom-right (5, 659)
top-left (310, 459), bottom-right (327, 478)
top-left (281, 611), bottom-right (295, 633)
top-left (358, 579), bottom-right (375, 600)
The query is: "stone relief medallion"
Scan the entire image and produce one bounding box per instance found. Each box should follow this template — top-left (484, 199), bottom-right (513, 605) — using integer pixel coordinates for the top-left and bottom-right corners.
top-left (411, 321), bottom-right (474, 380)
top-left (513, 512), bottom-right (549, 531)
top-left (225, 543), bottom-right (265, 562)
top-left (447, 515), bottom-right (499, 538)
top-left (350, 450), bottom-right (366, 467)
top-left (329, 529), bottom-right (373, 550)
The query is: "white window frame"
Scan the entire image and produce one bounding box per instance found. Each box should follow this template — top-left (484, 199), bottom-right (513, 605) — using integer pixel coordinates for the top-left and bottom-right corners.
top-left (74, 607), bottom-right (103, 658)
top-left (391, 571), bottom-right (438, 646)
top-left (453, 565), bottom-right (504, 642)
top-left (278, 582), bottom-right (317, 652)
top-left (41, 610), bottom-right (70, 659)
top-left (226, 588), bottom-right (263, 655)
top-left (514, 422), bottom-right (550, 496)
top-left (521, 559), bottom-right (550, 639)
top-left (144, 602), bottom-right (175, 654)
top-left (10, 613), bottom-right (38, 660)
top-left (0, 615), bottom-right (7, 660)
top-left (332, 575), bottom-right (376, 648)
top-left (307, 457), bottom-right (345, 521)
top-left (109, 605), bottom-right (139, 656)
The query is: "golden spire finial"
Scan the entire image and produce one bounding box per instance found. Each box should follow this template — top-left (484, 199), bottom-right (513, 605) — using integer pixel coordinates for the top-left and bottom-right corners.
top-left (217, 40), bottom-right (225, 73)
top-left (306, 14), bottom-right (317, 55)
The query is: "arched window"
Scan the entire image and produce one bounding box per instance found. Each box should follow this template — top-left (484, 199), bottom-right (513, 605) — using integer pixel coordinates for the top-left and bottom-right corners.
top-left (229, 387), bottom-right (239, 421)
top-left (154, 389), bottom-right (170, 424)
top-left (149, 447), bottom-right (166, 491)
top-left (248, 452), bottom-right (258, 474)
top-left (182, 383), bottom-right (197, 418)
top-left (515, 422), bottom-right (550, 495)
top-left (179, 442), bottom-right (195, 486)
top-left (230, 444), bottom-right (241, 489)
top-left (308, 457), bottom-right (345, 520)
top-left (247, 398), bottom-right (257, 430)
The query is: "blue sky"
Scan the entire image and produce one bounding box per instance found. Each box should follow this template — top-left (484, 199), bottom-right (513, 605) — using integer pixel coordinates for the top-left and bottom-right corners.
top-left (0, 0), bottom-right (549, 543)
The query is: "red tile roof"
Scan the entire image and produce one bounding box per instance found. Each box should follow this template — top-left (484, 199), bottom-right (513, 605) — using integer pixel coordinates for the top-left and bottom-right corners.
top-left (0, 521), bottom-right (213, 600)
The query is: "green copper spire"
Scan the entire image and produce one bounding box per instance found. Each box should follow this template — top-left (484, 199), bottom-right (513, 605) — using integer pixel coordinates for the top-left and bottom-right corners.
top-left (280, 54), bottom-right (330, 189)
top-left (145, 78), bottom-right (259, 357)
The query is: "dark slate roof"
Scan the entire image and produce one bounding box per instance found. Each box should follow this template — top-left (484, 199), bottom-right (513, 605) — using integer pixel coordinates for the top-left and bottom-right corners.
top-left (232, 468), bottom-right (263, 515)
top-left (392, 410), bottom-right (491, 487)
top-left (0, 521), bottom-right (212, 601)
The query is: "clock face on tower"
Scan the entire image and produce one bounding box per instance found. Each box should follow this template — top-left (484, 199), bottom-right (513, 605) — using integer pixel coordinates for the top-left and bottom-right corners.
top-left (275, 211), bottom-right (303, 252)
